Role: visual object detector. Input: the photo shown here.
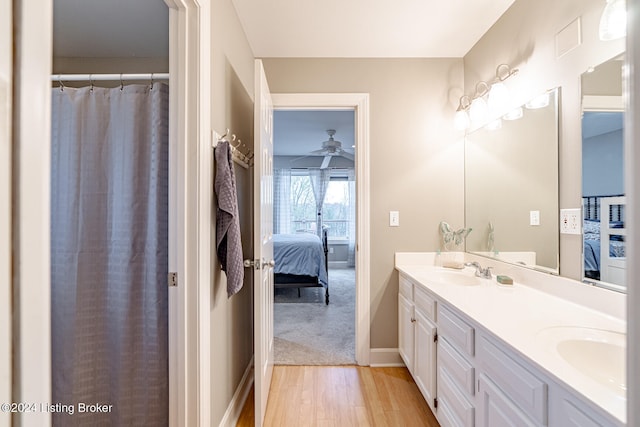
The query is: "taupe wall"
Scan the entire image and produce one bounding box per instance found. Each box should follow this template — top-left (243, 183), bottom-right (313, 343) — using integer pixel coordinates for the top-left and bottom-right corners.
top-left (262, 58), bottom-right (464, 349)
top-left (463, 0), bottom-right (625, 280)
top-left (52, 57), bottom-right (169, 75)
top-left (210, 0), bottom-right (255, 424)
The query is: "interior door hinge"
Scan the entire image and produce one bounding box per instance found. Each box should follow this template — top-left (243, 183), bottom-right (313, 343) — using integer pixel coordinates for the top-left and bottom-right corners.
top-left (168, 272), bottom-right (178, 287)
top-left (434, 333), bottom-right (438, 343)
top-left (434, 397), bottom-right (438, 409)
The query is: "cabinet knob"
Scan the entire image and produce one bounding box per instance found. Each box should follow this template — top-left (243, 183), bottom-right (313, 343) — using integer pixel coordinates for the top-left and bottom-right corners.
top-left (411, 317), bottom-right (416, 323)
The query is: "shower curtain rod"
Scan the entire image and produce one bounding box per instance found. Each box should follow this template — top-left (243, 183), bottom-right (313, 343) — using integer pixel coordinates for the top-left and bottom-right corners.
top-left (51, 73), bottom-right (169, 82)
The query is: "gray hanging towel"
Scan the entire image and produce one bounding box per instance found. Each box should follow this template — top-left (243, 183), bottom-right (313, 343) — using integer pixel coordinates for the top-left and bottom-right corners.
top-left (215, 140), bottom-right (245, 297)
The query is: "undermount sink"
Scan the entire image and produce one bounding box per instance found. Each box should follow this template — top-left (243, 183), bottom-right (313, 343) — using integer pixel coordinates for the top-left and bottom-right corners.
top-left (417, 268), bottom-right (482, 286)
top-left (537, 326), bottom-right (626, 397)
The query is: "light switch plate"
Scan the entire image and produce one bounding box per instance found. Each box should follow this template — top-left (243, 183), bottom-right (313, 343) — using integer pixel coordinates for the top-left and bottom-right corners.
top-left (389, 211), bottom-right (399, 227)
top-left (530, 210), bottom-right (540, 226)
top-left (560, 208), bottom-right (581, 234)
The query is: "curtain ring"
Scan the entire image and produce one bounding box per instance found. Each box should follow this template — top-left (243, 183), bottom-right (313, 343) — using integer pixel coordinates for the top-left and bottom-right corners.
top-left (150, 73), bottom-right (154, 90)
top-left (89, 74), bottom-right (94, 93)
top-left (120, 73), bottom-right (124, 91)
top-left (58, 75), bottom-right (64, 92)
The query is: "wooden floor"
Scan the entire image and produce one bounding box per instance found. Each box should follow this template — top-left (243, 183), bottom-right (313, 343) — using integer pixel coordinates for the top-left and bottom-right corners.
top-left (236, 366), bottom-right (440, 427)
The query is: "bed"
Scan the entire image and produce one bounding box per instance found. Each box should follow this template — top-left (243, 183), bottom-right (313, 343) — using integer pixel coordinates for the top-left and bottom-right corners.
top-left (273, 229), bottom-right (329, 305)
top-left (582, 195), bottom-right (626, 286)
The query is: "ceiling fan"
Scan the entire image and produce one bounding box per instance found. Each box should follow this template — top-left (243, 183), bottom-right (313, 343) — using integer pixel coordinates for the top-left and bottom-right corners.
top-left (307, 129), bottom-right (354, 169)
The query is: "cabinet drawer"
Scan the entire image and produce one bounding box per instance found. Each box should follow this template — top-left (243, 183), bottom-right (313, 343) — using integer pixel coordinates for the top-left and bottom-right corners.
top-left (439, 337), bottom-right (475, 396)
top-left (399, 274), bottom-right (413, 299)
top-left (437, 368), bottom-right (475, 427)
top-left (557, 399), bottom-right (603, 427)
top-left (414, 285), bottom-right (435, 321)
top-left (478, 336), bottom-right (547, 425)
top-left (439, 305), bottom-right (475, 357)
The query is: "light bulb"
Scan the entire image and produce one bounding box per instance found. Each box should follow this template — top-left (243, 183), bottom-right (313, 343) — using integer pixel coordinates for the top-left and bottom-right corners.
top-left (503, 107), bottom-right (523, 120)
top-left (485, 119), bottom-right (502, 131)
top-left (525, 93), bottom-right (550, 109)
top-left (469, 97), bottom-right (489, 126)
top-left (454, 110), bottom-right (470, 131)
top-left (488, 82), bottom-right (510, 115)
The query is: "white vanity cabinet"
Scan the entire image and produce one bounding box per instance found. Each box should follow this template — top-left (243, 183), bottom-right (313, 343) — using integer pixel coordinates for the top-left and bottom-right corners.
top-left (398, 274), bottom-right (438, 412)
top-left (397, 268), bottom-right (623, 427)
top-left (477, 335), bottom-right (548, 426)
top-left (436, 305), bottom-right (476, 427)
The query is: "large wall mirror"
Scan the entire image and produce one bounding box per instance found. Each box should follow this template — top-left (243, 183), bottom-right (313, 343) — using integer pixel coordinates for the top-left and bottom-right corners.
top-left (464, 88), bottom-right (560, 274)
top-left (581, 55), bottom-right (626, 292)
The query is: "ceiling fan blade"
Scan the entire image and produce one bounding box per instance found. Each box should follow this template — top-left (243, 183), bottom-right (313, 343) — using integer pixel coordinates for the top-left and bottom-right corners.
top-left (338, 150), bottom-right (354, 161)
top-left (290, 154), bottom-right (311, 163)
top-left (320, 155), bottom-right (332, 169)
top-left (309, 148), bottom-right (326, 155)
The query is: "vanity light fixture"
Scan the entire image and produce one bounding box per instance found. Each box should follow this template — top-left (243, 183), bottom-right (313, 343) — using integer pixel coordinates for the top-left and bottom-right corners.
top-left (454, 64), bottom-right (519, 131)
top-left (469, 82), bottom-right (490, 126)
top-left (487, 64), bottom-right (518, 115)
top-left (454, 95), bottom-right (471, 131)
top-left (599, 0), bottom-right (626, 41)
top-left (485, 118), bottom-right (503, 131)
top-left (525, 92), bottom-right (550, 109)
top-left (503, 106), bottom-right (523, 121)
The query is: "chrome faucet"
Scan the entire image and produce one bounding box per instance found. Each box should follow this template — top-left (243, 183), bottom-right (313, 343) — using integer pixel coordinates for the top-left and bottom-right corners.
top-left (464, 261), bottom-right (493, 279)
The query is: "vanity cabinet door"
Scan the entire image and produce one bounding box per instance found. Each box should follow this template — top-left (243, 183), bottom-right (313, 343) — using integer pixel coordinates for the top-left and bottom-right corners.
top-left (398, 292), bottom-right (415, 373)
top-left (478, 374), bottom-right (538, 427)
top-left (414, 308), bottom-right (437, 411)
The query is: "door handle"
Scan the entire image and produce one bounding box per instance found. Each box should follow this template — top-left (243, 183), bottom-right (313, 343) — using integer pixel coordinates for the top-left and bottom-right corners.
top-left (243, 259), bottom-right (260, 270)
top-left (262, 259), bottom-right (275, 269)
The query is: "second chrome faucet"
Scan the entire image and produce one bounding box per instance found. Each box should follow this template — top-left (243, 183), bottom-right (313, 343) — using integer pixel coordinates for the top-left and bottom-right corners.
top-left (464, 261), bottom-right (493, 279)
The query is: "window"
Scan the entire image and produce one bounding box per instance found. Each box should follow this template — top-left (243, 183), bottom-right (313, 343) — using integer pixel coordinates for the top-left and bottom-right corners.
top-left (278, 169), bottom-right (353, 239)
top-left (323, 177), bottom-right (350, 240)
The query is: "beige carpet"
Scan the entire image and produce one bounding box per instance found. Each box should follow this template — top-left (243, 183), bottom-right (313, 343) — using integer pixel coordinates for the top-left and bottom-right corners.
top-left (274, 268), bottom-right (356, 365)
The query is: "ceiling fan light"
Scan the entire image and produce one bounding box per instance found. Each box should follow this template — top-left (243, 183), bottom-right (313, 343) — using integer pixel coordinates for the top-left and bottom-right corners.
top-left (599, 0), bottom-right (626, 41)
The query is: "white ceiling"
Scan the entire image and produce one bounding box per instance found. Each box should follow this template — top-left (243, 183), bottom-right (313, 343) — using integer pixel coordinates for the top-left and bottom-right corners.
top-left (53, 0), bottom-right (516, 161)
top-left (232, 0), bottom-right (516, 58)
top-left (53, 0), bottom-right (516, 59)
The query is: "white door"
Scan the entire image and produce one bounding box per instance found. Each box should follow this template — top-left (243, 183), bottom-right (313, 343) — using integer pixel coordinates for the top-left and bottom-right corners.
top-left (254, 59), bottom-right (275, 426)
top-left (0, 0), bottom-right (12, 423)
top-left (398, 293), bottom-right (414, 373)
top-left (414, 309), bottom-right (437, 410)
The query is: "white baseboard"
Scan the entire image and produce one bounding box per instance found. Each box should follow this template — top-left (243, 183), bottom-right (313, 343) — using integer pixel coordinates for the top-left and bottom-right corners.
top-left (218, 356), bottom-right (254, 427)
top-left (369, 348), bottom-right (405, 367)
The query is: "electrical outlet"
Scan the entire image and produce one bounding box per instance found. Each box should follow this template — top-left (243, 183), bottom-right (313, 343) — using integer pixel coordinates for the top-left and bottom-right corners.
top-left (560, 208), bottom-right (581, 234)
top-left (389, 211), bottom-right (400, 227)
top-left (530, 210), bottom-right (540, 226)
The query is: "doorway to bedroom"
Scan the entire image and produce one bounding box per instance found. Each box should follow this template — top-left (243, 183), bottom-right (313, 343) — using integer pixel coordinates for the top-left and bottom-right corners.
top-left (272, 109), bottom-right (357, 365)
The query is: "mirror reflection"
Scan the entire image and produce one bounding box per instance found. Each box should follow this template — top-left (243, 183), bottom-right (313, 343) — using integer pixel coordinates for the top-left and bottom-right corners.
top-left (464, 88), bottom-right (559, 273)
top-left (581, 55), bottom-right (626, 292)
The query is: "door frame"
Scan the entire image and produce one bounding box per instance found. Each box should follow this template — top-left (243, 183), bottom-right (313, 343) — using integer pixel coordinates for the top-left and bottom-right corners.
top-left (271, 93), bottom-right (371, 365)
top-left (16, 0), bottom-right (211, 425)
top-left (164, 0), bottom-right (212, 425)
top-left (1, 0), bottom-right (13, 424)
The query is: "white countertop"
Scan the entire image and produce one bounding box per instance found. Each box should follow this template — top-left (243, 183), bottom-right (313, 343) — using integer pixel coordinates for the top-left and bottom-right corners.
top-left (395, 256), bottom-right (626, 424)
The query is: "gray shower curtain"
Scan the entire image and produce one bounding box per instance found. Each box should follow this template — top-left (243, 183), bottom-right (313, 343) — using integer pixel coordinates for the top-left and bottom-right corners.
top-left (50, 84), bottom-right (169, 426)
